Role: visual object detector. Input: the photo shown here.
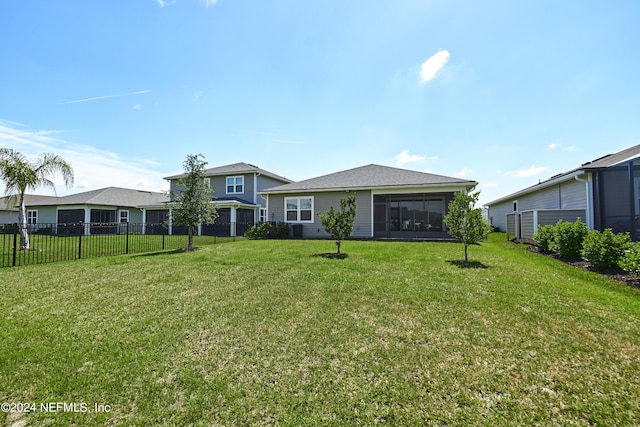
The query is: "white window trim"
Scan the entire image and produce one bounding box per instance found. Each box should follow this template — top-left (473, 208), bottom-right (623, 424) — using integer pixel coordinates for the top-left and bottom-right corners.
top-left (27, 209), bottom-right (38, 225)
top-left (284, 196), bottom-right (314, 223)
top-left (226, 176), bottom-right (244, 194)
top-left (119, 210), bottom-right (129, 223)
top-left (204, 177), bottom-right (211, 186)
top-left (259, 207), bottom-right (267, 223)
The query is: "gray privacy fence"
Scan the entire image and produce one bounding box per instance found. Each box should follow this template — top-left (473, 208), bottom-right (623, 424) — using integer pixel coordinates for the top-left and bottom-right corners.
top-left (506, 209), bottom-right (586, 240)
top-left (0, 222), bottom-right (235, 268)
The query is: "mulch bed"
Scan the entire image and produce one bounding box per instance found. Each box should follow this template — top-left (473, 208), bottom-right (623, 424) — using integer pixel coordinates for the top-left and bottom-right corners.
top-left (525, 244), bottom-right (640, 289)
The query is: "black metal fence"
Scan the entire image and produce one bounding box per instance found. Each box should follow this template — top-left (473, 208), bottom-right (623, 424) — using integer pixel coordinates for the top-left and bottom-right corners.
top-left (0, 222), bottom-right (235, 268)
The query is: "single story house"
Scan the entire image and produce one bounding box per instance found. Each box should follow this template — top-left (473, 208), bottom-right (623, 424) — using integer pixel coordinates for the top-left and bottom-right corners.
top-left (486, 144), bottom-right (640, 240)
top-left (0, 194), bottom-right (58, 224)
top-left (18, 187), bottom-right (169, 235)
top-left (259, 164), bottom-right (477, 239)
top-left (146, 162), bottom-right (292, 236)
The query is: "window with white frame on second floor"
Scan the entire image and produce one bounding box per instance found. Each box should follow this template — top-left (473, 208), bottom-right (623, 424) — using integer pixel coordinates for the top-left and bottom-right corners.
top-left (226, 176), bottom-right (244, 194)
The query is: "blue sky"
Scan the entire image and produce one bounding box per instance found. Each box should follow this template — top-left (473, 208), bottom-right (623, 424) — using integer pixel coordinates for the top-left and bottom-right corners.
top-left (1, 0), bottom-right (639, 206)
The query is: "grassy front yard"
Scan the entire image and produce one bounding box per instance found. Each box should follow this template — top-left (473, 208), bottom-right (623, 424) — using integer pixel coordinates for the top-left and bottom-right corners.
top-left (1, 234), bottom-right (639, 425)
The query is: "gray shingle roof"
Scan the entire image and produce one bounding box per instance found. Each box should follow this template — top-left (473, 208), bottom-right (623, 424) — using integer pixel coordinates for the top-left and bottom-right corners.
top-left (0, 194), bottom-right (59, 211)
top-left (25, 187), bottom-right (169, 207)
top-left (165, 162), bottom-right (292, 183)
top-left (260, 164), bottom-right (477, 193)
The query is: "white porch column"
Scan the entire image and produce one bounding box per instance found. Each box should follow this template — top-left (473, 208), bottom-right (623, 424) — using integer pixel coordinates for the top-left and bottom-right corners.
top-left (168, 208), bottom-right (173, 235)
top-left (84, 208), bottom-right (91, 236)
top-left (230, 206), bottom-right (237, 237)
top-left (142, 208), bottom-right (146, 235)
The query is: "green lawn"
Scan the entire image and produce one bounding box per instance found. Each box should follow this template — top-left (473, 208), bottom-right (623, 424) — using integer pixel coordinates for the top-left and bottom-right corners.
top-left (0, 233), bottom-right (233, 267)
top-left (1, 233), bottom-right (639, 426)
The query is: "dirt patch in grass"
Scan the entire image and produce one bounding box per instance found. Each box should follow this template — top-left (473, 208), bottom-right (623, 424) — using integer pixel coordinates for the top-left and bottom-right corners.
top-left (526, 245), bottom-right (640, 289)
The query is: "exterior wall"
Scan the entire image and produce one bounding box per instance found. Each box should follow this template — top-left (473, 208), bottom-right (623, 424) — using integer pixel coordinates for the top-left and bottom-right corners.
top-left (37, 207), bottom-right (58, 224)
top-left (488, 177), bottom-right (588, 231)
top-left (267, 191), bottom-right (373, 238)
top-left (0, 210), bottom-right (17, 224)
top-left (123, 208), bottom-right (144, 223)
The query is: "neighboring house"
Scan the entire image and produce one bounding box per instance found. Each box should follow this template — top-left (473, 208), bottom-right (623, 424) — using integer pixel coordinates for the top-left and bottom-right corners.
top-left (19, 187), bottom-right (169, 235)
top-left (0, 194), bottom-right (58, 224)
top-left (486, 144), bottom-right (640, 240)
top-left (156, 162), bottom-right (292, 237)
top-left (259, 164), bottom-right (477, 239)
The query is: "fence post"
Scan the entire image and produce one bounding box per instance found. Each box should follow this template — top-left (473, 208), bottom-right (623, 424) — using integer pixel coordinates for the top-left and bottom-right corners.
top-left (78, 227), bottom-right (82, 259)
top-left (162, 227), bottom-right (166, 250)
top-left (12, 223), bottom-right (18, 267)
top-left (125, 222), bottom-right (130, 254)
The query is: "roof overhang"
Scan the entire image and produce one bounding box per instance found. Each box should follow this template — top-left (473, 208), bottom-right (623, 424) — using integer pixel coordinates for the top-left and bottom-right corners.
top-left (258, 181), bottom-right (477, 196)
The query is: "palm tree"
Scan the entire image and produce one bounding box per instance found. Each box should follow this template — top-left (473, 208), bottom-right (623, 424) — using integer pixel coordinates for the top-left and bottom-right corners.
top-left (0, 149), bottom-right (74, 250)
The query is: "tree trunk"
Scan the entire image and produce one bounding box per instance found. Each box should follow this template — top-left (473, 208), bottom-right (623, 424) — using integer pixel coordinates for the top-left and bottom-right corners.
top-left (336, 240), bottom-right (341, 254)
top-left (18, 194), bottom-right (30, 250)
top-left (188, 226), bottom-right (194, 251)
top-left (464, 244), bottom-right (468, 262)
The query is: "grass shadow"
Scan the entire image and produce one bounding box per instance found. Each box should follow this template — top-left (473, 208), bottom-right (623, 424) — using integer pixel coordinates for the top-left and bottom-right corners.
top-left (446, 260), bottom-right (488, 269)
top-left (311, 252), bottom-right (349, 259)
top-left (134, 247), bottom-right (198, 258)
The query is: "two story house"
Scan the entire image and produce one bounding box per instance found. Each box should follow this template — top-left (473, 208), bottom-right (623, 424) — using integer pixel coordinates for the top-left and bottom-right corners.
top-left (141, 162), bottom-right (292, 237)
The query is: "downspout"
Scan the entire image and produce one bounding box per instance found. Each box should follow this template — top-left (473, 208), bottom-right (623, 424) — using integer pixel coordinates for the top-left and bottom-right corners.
top-left (575, 174), bottom-right (592, 230)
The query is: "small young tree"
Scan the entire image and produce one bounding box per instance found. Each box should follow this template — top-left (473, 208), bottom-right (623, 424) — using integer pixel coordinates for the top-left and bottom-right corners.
top-left (316, 194), bottom-right (357, 254)
top-left (171, 154), bottom-right (218, 251)
top-left (443, 191), bottom-right (491, 262)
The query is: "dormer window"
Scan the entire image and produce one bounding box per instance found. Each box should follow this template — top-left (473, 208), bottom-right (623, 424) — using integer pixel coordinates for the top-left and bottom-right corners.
top-left (226, 176), bottom-right (244, 194)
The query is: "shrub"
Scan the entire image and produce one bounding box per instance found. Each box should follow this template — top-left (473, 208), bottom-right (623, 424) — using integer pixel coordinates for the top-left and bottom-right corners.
top-left (553, 219), bottom-right (589, 259)
top-left (619, 244), bottom-right (640, 277)
top-left (581, 229), bottom-right (632, 269)
top-left (244, 222), bottom-right (270, 239)
top-left (272, 222), bottom-right (291, 239)
top-left (244, 222), bottom-right (291, 239)
top-left (533, 224), bottom-right (556, 253)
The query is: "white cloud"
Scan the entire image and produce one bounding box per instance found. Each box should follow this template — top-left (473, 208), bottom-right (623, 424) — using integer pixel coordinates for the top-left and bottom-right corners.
top-left (549, 143), bottom-right (559, 149)
top-left (482, 182), bottom-right (498, 188)
top-left (133, 104), bottom-right (142, 110)
top-left (156, 0), bottom-right (176, 7)
top-left (192, 90), bottom-right (204, 102)
top-left (566, 145), bottom-right (577, 152)
top-left (199, 0), bottom-right (217, 7)
top-left (0, 120), bottom-right (168, 195)
top-left (394, 150), bottom-right (426, 166)
top-left (420, 50), bottom-right (450, 83)
top-left (455, 167), bottom-right (472, 177)
top-left (508, 165), bottom-right (550, 177)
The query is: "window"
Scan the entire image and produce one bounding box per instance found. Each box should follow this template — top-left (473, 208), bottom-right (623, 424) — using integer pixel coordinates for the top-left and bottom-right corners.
top-left (204, 177), bottom-right (211, 186)
top-left (259, 208), bottom-right (267, 222)
top-left (119, 210), bottom-right (129, 223)
top-left (27, 210), bottom-right (37, 225)
top-left (226, 176), bottom-right (244, 194)
top-left (285, 197), bottom-right (314, 222)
